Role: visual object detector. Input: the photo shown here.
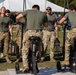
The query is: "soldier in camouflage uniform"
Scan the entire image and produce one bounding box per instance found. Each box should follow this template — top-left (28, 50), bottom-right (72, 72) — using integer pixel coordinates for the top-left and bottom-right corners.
top-left (16, 5), bottom-right (48, 72)
top-left (56, 4), bottom-right (76, 65)
top-left (42, 7), bottom-right (58, 62)
top-left (0, 7), bottom-right (12, 63)
top-left (14, 17), bottom-right (26, 63)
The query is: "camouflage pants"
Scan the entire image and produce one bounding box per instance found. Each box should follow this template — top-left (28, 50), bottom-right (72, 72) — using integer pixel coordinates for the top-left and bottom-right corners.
top-left (0, 32), bottom-right (9, 56)
top-left (14, 25), bottom-right (21, 51)
top-left (65, 28), bottom-right (76, 61)
top-left (15, 25), bottom-right (25, 52)
top-left (15, 31), bottom-right (21, 52)
top-left (22, 30), bottom-right (42, 67)
top-left (42, 30), bottom-right (55, 59)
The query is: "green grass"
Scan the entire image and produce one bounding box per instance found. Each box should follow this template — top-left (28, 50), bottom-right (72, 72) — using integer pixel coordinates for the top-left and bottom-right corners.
top-left (0, 30), bottom-right (66, 71)
top-left (0, 60), bottom-right (56, 71)
top-left (0, 62), bottom-right (21, 71)
top-left (59, 31), bottom-right (63, 46)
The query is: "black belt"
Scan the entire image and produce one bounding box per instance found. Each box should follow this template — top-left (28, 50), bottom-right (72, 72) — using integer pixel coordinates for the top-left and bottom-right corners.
top-left (43, 29), bottom-right (54, 31)
top-left (26, 29), bottom-right (42, 32)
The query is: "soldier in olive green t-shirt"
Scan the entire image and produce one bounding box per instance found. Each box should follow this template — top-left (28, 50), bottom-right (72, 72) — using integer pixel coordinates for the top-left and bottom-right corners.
top-left (42, 6), bottom-right (58, 62)
top-left (21, 9), bottom-right (48, 30)
top-left (0, 7), bottom-right (12, 63)
top-left (0, 16), bottom-right (12, 32)
top-left (56, 4), bottom-right (76, 65)
top-left (16, 5), bottom-right (48, 73)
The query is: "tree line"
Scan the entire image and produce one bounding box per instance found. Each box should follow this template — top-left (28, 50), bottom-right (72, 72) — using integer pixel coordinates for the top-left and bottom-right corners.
top-left (48, 0), bottom-right (76, 8)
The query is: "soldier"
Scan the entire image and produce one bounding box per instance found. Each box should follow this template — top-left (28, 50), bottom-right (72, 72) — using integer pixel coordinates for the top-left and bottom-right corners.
top-left (56, 4), bottom-right (76, 65)
top-left (5, 9), bottom-right (10, 17)
top-left (0, 7), bottom-right (12, 63)
top-left (14, 17), bottom-right (26, 63)
top-left (16, 5), bottom-right (48, 72)
top-left (42, 6), bottom-right (58, 62)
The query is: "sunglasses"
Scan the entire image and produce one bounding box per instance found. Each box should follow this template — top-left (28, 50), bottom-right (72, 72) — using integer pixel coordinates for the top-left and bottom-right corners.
top-left (46, 8), bottom-right (51, 10)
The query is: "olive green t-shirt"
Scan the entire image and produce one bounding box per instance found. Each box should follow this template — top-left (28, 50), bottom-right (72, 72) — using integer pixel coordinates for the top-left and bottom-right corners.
top-left (44, 14), bottom-right (57, 31)
top-left (64, 12), bottom-right (76, 28)
top-left (0, 16), bottom-right (12, 32)
top-left (22, 10), bottom-right (48, 30)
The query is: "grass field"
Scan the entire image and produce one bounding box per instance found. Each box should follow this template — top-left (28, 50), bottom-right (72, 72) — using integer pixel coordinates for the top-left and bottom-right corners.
top-left (0, 59), bottom-right (56, 71)
top-left (0, 29), bottom-right (66, 71)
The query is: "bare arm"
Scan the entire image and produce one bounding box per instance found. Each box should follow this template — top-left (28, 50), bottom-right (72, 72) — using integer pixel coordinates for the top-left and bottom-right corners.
top-left (9, 25), bottom-right (12, 39)
top-left (55, 17), bottom-right (66, 38)
top-left (54, 23), bottom-right (58, 38)
top-left (59, 17), bottom-right (66, 24)
top-left (16, 14), bottom-right (23, 23)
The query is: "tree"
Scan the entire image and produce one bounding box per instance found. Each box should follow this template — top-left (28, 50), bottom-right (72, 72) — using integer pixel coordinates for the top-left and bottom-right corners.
top-left (48, 0), bottom-right (76, 8)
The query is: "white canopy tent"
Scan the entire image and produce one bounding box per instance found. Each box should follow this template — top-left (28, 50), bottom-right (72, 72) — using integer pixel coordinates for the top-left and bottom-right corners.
top-left (25, 0), bottom-right (46, 11)
top-left (0, 0), bottom-right (68, 12)
top-left (0, 0), bottom-right (23, 12)
top-left (26, 0), bottom-right (68, 12)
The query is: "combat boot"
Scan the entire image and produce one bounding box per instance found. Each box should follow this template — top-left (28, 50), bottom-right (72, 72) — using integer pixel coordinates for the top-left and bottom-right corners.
top-left (22, 66), bottom-right (29, 73)
top-left (0, 53), bottom-right (4, 58)
top-left (61, 60), bottom-right (69, 65)
top-left (5, 56), bottom-right (12, 63)
top-left (50, 58), bottom-right (56, 62)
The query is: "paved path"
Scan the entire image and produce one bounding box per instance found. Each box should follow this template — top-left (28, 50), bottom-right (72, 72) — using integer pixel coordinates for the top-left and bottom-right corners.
top-left (0, 71), bottom-right (9, 75)
top-left (8, 67), bottom-right (76, 75)
top-left (0, 67), bottom-right (76, 75)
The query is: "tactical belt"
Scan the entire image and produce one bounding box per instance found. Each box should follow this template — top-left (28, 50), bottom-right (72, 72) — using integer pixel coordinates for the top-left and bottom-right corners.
top-left (43, 29), bottom-right (54, 32)
top-left (27, 29), bottom-right (42, 32)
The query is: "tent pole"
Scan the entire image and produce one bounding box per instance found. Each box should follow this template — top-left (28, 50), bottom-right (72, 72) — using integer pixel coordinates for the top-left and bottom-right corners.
top-left (23, 0), bottom-right (26, 11)
top-left (62, 0), bottom-right (66, 60)
top-left (45, 0), bottom-right (47, 11)
top-left (23, 0), bottom-right (24, 11)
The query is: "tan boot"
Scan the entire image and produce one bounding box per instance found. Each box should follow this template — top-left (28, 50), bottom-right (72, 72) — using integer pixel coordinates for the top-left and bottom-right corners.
top-left (50, 58), bottom-right (56, 62)
top-left (22, 66), bottom-right (29, 73)
top-left (5, 57), bottom-right (12, 63)
top-left (61, 60), bottom-right (69, 65)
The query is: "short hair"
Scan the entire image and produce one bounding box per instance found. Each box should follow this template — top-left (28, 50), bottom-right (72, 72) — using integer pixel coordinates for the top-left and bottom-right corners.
top-left (46, 6), bottom-right (52, 11)
top-left (1, 6), bottom-right (6, 10)
top-left (69, 4), bottom-right (76, 10)
top-left (6, 9), bottom-right (10, 13)
top-left (32, 5), bottom-right (40, 10)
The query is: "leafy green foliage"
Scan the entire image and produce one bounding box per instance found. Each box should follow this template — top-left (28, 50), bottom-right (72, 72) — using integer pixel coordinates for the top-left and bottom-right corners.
top-left (48, 0), bottom-right (76, 8)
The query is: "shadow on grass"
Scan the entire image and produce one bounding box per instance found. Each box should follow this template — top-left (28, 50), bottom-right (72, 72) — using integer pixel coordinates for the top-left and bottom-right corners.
top-left (0, 58), bottom-right (6, 63)
top-left (0, 56), bottom-right (22, 63)
top-left (43, 54), bottom-right (64, 62)
top-left (44, 56), bottom-right (50, 61)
